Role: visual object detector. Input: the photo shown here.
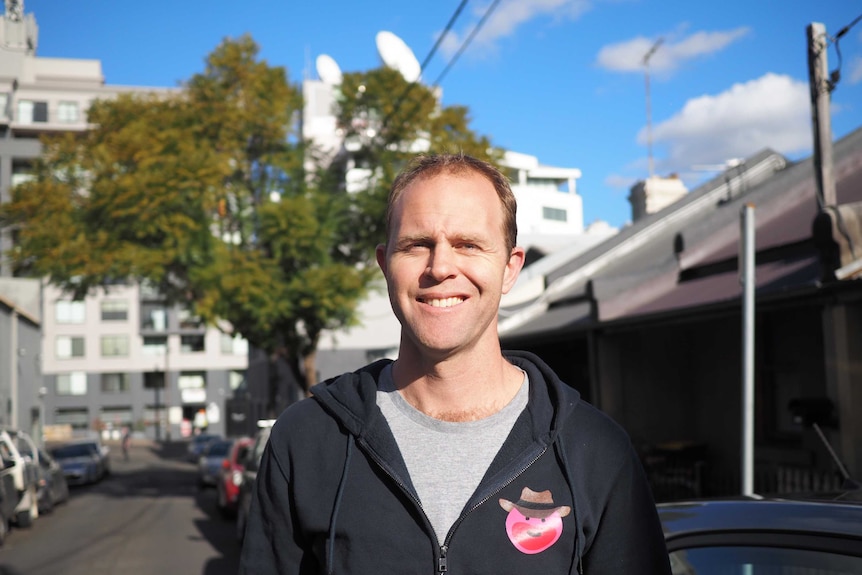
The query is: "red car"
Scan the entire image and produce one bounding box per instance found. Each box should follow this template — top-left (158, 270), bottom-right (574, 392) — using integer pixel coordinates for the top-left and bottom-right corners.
top-left (216, 437), bottom-right (253, 518)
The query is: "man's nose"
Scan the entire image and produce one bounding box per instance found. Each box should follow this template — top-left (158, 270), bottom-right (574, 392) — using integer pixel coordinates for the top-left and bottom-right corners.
top-left (425, 245), bottom-right (457, 280)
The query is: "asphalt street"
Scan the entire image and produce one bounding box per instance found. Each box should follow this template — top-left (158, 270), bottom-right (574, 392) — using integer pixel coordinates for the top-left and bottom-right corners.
top-left (0, 439), bottom-right (241, 575)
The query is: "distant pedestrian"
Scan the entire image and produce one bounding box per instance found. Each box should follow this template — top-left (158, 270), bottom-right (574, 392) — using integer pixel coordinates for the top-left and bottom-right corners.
top-left (122, 427), bottom-right (131, 461)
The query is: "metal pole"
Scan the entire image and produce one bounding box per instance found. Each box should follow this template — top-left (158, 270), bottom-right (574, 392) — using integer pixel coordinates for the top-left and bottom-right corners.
top-left (643, 38), bottom-right (663, 179)
top-left (154, 378), bottom-right (161, 441)
top-left (740, 204), bottom-right (756, 496)
top-left (807, 22), bottom-right (836, 209)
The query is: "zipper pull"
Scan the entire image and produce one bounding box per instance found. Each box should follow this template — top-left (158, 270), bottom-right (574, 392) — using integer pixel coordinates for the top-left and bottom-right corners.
top-left (438, 545), bottom-right (448, 573)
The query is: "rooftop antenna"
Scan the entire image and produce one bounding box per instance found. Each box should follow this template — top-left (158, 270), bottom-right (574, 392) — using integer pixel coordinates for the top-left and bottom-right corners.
top-left (643, 37), bottom-right (664, 178)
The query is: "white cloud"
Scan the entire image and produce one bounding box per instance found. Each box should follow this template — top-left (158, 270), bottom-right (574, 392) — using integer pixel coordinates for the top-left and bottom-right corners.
top-left (849, 55), bottom-right (862, 85)
top-left (642, 73), bottom-right (810, 172)
top-left (439, 0), bottom-right (592, 59)
top-left (596, 27), bottom-right (750, 74)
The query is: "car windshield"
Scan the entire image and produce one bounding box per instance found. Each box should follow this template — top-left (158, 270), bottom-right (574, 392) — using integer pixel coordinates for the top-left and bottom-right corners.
top-left (52, 443), bottom-right (96, 458)
top-left (206, 441), bottom-right (232, 457)
top-left (194, 434), bottom-right (219, 444)
top-left (670, 546), bottom-right (862, 574)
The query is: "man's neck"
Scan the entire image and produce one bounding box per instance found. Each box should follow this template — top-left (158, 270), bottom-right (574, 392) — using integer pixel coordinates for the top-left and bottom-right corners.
top-left (391, 347), bottom-right (523, 422)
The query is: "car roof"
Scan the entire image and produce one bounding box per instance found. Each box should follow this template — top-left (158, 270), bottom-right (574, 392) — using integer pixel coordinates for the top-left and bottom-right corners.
top-left (658, 497), bottom-right (862, 540)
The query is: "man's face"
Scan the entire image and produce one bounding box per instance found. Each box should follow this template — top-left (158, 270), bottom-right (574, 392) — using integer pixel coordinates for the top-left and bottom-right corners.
top-left (376, 171), bottom-right (524, 360)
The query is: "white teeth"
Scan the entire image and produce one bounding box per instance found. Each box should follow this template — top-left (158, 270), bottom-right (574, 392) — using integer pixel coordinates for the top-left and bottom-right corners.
top-left (425, 297), bottom-right (463, 308)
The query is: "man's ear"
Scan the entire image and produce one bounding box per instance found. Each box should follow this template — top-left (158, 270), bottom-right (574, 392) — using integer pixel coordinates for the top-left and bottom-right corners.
top-left (376, 243), bottom-right (388, 275)
top-left (501, 246), bottom-right (526, 294)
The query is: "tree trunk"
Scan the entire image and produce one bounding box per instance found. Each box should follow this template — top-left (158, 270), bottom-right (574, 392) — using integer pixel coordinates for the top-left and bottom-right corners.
top-left (302, 347), bottom-right (318, 398)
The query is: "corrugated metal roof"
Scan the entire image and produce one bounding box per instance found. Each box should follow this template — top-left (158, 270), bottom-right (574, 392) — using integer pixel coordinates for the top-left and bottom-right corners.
top-left (500, 125), bottom-right (862, 341)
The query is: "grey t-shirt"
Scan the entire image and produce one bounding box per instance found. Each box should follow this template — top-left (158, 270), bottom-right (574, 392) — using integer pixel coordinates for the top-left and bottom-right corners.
top-left (377, 364), bottom-right (529, 544)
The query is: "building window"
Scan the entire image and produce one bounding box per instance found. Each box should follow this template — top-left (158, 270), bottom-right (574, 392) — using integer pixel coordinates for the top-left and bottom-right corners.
top-left (55, 300), bottom-right (85, 324)
top-left (141, 303), bottom-right (168, 331)
top-left (101, 299), bottom-right (128, 321)
top-left (178, 371), bottom-right (206, 389)
top-left (180, 334), bottom-right (205, 353)
top-left (17, 100), bottom-right (48, 123)
top-left (57, 101), bottom-right (79, 123)
top-left (56, 336), bottom-right (85, 359)
top-left (101, 373), bottom-right (130, 393)
top-left (230, 370), bottom-right (245, 391)
top-left (100, 407), bottom-right (133, 429)
top-left (143, 370), bottom-right (165, 390)
top-left (101, 335), bottom-right (130, 357)
top-left (142, 336), bottom-right (167, 356)
top-left (143, 405), bottom-right (167, 427)
top-left (220, 333), bottom-right (249, 355)
top-left (178, 308), bottom-right (203, 330)
top-left (542, 206), bottom-right (568, 222)
top-left (57, 372), bottom-right (87, 396)
top-left (54, 407), bottom-right (89, 430)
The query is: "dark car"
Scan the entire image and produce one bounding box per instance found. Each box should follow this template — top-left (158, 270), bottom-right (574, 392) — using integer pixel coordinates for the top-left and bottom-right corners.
top-left (24, 447), bottom-right (69, 514)
top-left (187, 433), bottom-right (221, 463)
top-left (50, 441), bottom-right (107, 486)
top-left (216, 436), bottom-right (253, 518)
top-left (236, 420), bottom-right (274, 542)
top-left (659, 494), bottom-right (862, 574)
top-left (197, 439), bottom-right (234, 489)
top-left (0, 450), bottom-right (19, 545)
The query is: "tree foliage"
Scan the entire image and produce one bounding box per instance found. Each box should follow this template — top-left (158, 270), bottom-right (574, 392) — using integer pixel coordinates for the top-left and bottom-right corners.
top-left (1, 35), bottom-right (500, 408)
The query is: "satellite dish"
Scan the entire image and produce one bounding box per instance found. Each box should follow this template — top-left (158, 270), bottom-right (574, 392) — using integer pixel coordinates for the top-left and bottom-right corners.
top-left (316, 54), bottom-right (343, 85)
top-left (375, 31), bottom-right (421, 83)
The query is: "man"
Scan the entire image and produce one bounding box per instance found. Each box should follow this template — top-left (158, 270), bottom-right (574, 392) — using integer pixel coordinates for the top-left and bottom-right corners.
top-left (239, 154), bottom-right (671, 574)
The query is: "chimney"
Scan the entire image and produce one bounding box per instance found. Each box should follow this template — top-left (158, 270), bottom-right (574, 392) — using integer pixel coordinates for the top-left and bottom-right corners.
top-left (628, 174), bottom-right (688, 222)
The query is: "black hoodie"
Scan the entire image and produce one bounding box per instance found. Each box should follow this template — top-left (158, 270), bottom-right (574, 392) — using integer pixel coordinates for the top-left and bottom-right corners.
top-left (238, 351), bottom-right (671, 574)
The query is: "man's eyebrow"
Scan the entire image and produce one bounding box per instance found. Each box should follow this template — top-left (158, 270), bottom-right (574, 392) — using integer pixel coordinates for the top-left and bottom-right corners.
top-left (394, 234), bottom-right (433, 246)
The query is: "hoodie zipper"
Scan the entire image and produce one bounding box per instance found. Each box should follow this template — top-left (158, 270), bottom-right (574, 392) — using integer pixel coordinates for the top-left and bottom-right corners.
top-left (436, 444), bottom-right (550, 574)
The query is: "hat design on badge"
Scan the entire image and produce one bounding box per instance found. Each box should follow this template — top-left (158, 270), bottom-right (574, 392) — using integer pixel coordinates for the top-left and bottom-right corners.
top-left (499, 487), bottom-right (571, 554)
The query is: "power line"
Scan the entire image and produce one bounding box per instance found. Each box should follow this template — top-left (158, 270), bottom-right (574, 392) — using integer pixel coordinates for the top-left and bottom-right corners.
top-left (432, 0), bottom-right (503, 87)
top-left (378, 0), bottom-right (470, 136)
top-left (827, 12), bottom-right (862, 91)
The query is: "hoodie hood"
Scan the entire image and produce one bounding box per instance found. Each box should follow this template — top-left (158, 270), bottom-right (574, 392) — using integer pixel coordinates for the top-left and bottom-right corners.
top-left (310, 351), bottom-right (581, 442)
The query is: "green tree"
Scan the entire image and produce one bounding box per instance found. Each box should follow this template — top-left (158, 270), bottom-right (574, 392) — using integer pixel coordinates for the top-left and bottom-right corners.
top-left (1, 35), bottom-right (501, 410)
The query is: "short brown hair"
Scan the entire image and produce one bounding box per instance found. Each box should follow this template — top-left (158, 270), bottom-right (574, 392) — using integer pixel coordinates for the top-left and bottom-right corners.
top-left (386, 153), bottom-right (518, 252)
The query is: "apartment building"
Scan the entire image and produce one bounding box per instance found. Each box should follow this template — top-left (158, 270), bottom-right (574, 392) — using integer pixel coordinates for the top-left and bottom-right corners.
top-left (42, 283), bottom-right (248, 440)
top-left (0, 3), bottom-right (248, 440)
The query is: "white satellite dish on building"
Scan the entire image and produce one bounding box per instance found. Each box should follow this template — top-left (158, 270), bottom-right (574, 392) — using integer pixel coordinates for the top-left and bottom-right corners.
top-left (375, 31), bottom-right (421, 83)
top-left (316, 53), bottom-right (343, 85)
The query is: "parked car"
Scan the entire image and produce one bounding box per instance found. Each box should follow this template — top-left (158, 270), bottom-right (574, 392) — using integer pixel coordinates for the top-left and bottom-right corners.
top-left (15, 436), bottom-right (70, 514)
top-left (33, 448), bottom-right (69, 513)
top-left (0, 428), bottom-right (40, 528)
top-left (0, 445), bottom-right (21, 545)
top-left (197, 438), bottom-right (234, 489)
top-left (236, 420), bottom-right (275, 543)
top-left (216, 436), bottom-right (253, 518)
top-left (659, 493), bottom-right (862, 574)
top-left (187, 433), bottom-right (221, 463)
top-left (50, 439), bottom-right (109, 486)
top-left (76, 437), bottom-right (111, 477)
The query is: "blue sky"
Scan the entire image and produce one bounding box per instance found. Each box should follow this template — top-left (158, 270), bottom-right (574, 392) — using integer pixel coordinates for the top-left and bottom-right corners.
top-left (25, 0), bottom-right (862, 229)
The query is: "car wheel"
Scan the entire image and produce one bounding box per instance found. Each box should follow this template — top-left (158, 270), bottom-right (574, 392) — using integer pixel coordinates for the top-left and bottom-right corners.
top-left (0, 510), bottom-right (7, 547)
top-left (39, 490), bottom-right (54, 515)
top-left (16, 506), bottom-right (34, 529)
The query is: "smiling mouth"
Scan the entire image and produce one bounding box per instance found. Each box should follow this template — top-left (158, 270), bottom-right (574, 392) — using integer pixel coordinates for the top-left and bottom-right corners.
top-left (419, 296), bottom-right (465, 308)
